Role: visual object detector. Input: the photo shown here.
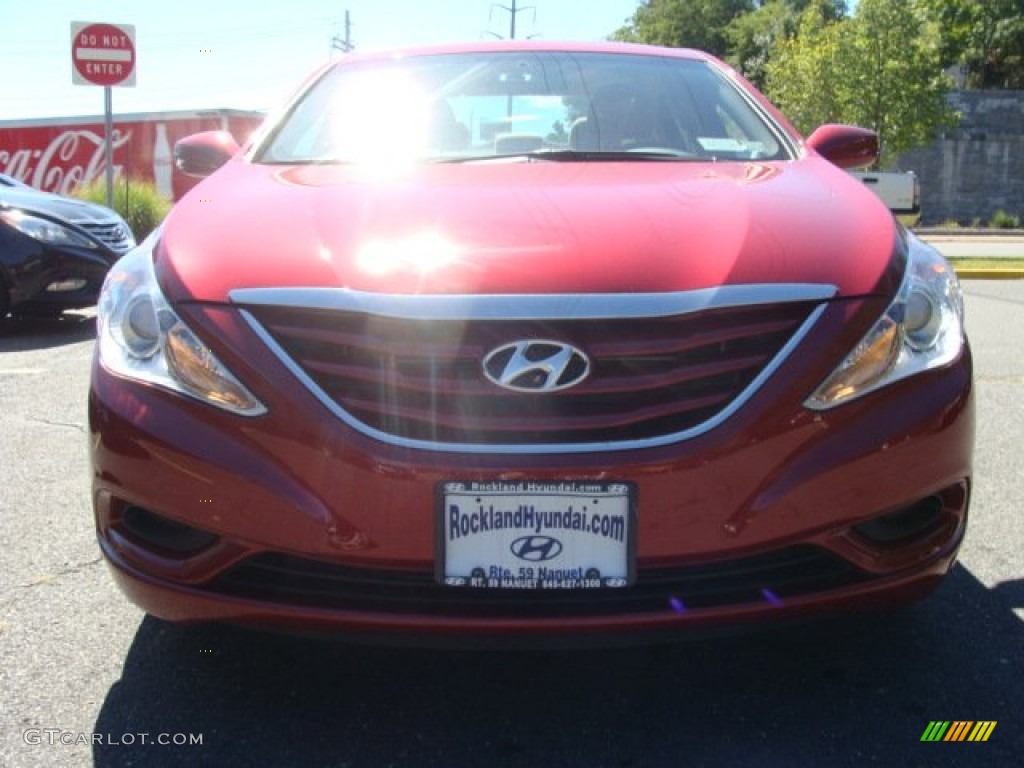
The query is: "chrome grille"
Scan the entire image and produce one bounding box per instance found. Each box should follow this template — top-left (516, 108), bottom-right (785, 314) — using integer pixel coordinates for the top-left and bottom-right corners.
top-left (245, 296), bottom-right (820, 449)
top-left (77, 219), bottom-right (134, 253)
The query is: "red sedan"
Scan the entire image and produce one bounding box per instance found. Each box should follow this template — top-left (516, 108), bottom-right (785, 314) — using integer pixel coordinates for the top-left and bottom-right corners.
top-left (89, 42), bottom-right (972, 644)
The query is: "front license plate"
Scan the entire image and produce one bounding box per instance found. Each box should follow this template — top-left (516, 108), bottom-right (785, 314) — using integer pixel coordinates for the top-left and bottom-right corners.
top-left (438, 481), bottom-right (635, 589)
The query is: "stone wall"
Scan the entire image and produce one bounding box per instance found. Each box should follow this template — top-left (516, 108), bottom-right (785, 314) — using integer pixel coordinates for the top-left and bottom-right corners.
top-left (895, 90), bottom-right (1024, 225)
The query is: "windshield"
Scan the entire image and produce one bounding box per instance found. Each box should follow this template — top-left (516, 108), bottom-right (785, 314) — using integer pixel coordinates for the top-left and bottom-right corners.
top-left (256, 51), bottom-right (793, 165)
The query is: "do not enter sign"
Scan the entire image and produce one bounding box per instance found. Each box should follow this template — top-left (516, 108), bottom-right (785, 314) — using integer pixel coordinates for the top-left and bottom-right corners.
top-left (71, 22), bottom-right (136, 87)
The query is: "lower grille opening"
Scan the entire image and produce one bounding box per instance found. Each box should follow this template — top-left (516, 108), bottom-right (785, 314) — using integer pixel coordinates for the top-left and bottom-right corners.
top-left (207, 545), bottom-right (870, 619)
top-left (120, 506), bottom-right (219, 557)
top-left (853, 496), bottom-right (945, 546)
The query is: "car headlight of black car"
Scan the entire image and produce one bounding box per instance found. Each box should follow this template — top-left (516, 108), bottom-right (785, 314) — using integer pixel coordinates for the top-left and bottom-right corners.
top-left (806, 234), bottom-right (965, 409)
top-left (96, 232), bottom-right (266, 416)
top-left (0, 209), bottom-right (98, 248)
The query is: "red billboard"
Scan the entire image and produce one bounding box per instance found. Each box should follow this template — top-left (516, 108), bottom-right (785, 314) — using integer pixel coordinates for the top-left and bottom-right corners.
top-left (0, 110), bottom-right (264, 201)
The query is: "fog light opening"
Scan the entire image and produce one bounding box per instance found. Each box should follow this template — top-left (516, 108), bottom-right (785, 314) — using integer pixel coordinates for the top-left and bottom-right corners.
top-left (853, 496), bottom-right (944, 546)
top-left (45, 278), bottom-right (88, 293)
top-left (120, 506), bottom-right (219, 556)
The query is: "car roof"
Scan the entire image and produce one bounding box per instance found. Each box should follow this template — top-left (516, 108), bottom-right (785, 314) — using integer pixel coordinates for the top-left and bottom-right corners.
top-left (335, 40), bottom-right (712, 65)
top-left (0, 172), bottom-right (31, 188)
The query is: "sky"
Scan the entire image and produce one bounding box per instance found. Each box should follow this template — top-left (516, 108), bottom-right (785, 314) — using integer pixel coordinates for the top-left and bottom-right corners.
top-left (1, 0), bottom-right (641, 121)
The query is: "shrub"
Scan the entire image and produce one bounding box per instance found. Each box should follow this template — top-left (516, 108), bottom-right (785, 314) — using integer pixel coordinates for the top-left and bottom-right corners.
top-left (74, 177), bottom-right (172, 241)
top-left (990, 209), bottom-right (1021, 229)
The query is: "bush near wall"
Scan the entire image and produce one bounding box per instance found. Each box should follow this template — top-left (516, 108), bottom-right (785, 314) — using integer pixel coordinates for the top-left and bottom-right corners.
top-left (74, 178), bottom-right (172, 242)
top-left (990, 209), bottom-right (1021, 229)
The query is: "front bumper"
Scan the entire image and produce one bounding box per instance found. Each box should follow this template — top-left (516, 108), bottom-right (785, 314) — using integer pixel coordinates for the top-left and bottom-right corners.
top-left (99, 532), bottom-right (962, 646)
top-left (88, 295), bottom-right (974, 642)
top-left (1, 231), bottom-right (120, 311)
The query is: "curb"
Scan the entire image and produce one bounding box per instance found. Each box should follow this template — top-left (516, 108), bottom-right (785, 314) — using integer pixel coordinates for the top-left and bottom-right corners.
top-left (917, 229), bottom-right (1024, 238)
top-left (952, 268), bottom-right (1024, 280)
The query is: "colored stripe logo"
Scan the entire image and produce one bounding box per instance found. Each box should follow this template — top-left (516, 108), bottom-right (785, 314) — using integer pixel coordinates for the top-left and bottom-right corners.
top-left (921, 721), bottom-right (996, 742)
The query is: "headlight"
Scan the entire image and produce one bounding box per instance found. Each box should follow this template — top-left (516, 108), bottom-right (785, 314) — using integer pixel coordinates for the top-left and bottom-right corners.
top-left (0, 209), bottom-right (97, 248)
top-left (97, 232), bottom-right (267, 416)
top-left (806, 233), bottom-right (964, 409)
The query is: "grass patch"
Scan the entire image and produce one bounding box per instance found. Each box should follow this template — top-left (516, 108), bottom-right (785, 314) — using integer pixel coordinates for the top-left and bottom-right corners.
top-left (949, 257), bottom-right (1024, 271)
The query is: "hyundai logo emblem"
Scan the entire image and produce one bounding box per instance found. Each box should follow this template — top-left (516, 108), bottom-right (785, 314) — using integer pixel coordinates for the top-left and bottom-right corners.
top-left (482, 340), bottom-right (590, 392)
top-left (510, 535), bottom-right (564, 562)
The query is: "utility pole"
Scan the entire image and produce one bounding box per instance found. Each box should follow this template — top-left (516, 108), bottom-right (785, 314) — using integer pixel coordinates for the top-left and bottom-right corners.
top-left (487, 0), bottom-right (536, 40)
top-left (330, 10), bottom-right (354, 54)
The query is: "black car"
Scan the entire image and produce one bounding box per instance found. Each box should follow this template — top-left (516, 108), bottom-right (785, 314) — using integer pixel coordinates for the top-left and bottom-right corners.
top-left (0, 173), bottom-right (135, 318)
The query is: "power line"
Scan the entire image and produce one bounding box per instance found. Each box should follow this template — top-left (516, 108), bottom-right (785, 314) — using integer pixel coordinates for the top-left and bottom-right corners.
top-left (486, 0), bottom-right (537, 40)
top-left (330, 10), bottom-right (354, 54)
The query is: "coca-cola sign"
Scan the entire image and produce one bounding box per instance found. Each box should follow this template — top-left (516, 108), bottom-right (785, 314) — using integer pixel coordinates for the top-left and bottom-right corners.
top-left (0, 112), bottom-right (263, 201)
top-left (0, 128), bottom-right (131, 196)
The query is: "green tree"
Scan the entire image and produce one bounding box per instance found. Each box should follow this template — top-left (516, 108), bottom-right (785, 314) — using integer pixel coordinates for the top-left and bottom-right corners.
top-left (977, 0), bottom-right (1024, 88)
top-left (915, 0), bottom-right (1024, 88)
top-left (764, 0), bottom-right (955, 166)
top-left (844, 0), bottom-right (956, 163)
top-left (612, 0), bottom-right (755, 58)
top-left (912, 0), bottom-right (976, 70)
top-left (763, 1), bottom-right (849, 132)
top-left (726, 0), bottom-right (846, 88)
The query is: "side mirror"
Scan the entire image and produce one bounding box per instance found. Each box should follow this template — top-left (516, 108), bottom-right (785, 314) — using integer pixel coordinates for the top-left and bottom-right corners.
top-left (174, 131), bottom-right (240, 178)
top-left (805, 124), bottom-right (878, 170)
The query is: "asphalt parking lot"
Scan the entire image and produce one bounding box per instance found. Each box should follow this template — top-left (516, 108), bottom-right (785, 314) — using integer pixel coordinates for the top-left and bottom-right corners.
top-left (1, 279), bottom-right (1021, 767)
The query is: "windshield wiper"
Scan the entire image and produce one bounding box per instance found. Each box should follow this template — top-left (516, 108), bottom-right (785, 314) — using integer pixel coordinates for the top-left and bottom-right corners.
top-left (430, 148), bottom-right (703, 164)
top-left (256, 158), bottom-right (354, 166)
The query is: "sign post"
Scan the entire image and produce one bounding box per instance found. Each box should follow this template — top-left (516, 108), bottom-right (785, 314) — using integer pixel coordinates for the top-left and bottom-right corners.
top-left (70, 22), bottom-right (136, 207)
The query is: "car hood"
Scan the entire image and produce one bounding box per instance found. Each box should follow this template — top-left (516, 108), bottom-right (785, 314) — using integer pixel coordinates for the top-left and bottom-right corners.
top-left (0, 186), bottom-right (122, 225)
top-left (158, 157), bottom-right (901, 304)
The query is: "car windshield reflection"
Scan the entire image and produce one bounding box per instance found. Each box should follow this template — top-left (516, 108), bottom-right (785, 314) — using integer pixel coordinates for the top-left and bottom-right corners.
top-left (256, 51), bottom-right (791, 166)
